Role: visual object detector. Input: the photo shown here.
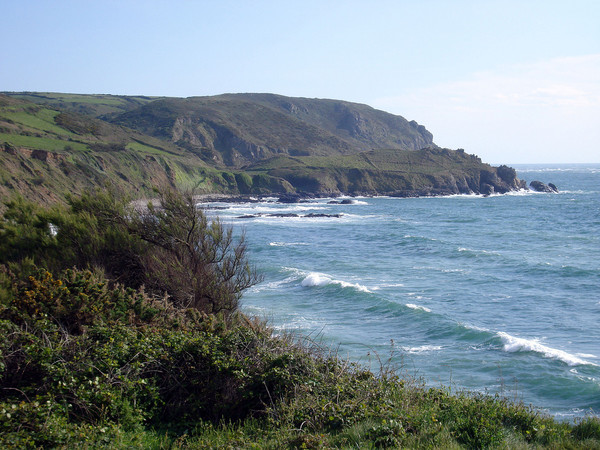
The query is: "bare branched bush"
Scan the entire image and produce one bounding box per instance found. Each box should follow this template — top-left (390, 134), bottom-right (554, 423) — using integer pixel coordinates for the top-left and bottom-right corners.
top-left (129, 188), bottom-right (262, 314)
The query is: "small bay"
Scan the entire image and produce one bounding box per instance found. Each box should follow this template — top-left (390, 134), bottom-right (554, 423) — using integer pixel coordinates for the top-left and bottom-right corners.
top-left (205, 164), bottom-right (600, 419)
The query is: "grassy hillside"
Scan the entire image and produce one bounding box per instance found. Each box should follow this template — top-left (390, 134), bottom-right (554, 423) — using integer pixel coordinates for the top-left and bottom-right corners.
top-left (0, 95), bottom-right (292, 206)
top-left (107, 93), bottom-right (435, 168)
top-left (248, 148), bottom-right (525, 195)
top-left (2, 91), bottom-right (161, 118)
top-left (1, 91), bottom-right (527, 204)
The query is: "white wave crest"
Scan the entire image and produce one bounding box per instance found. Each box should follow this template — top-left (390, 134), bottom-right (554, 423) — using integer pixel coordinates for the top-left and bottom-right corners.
top-left (497, 332), bottom-right (598, 367)
top-left (516, 166), bottom-right (600, 174)
top-left (458, 247), bottom-right (500, 256)
top-left (227, 204), bottom-right (328, 214)
top-left (248, 275), bottom-right (298, 293)
top-left (402, 345), bottom-right (442, 354)
top-left (373, 283), bottom-right (405, 289)
top-left (301, 272), bottom-right (371, 293)
top-left (406, 303), bottom-right (432, 313)
top-left (269, 242), bottom-right (309, 247)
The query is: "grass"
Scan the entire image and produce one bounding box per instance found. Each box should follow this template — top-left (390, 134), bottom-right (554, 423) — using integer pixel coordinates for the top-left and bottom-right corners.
top-left (6, 92), bottom-right (147, 106)
top-left (252, 148), bottom-right (486, 174)
top-left (0, 133), bottom-right (89, 152)
top-left (2, 92), bottom-right (162, 118)
top-left (126, 140), bottom-right (174, 156)
top-left (1, 108), bottom-right (74, 137)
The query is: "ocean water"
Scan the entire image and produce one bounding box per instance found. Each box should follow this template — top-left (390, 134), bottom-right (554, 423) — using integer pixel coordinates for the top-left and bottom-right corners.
top-left (203, 164), bottom-right (600, 419)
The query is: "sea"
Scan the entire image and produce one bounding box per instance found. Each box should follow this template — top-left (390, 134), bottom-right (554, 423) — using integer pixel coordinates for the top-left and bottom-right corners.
top-left (202, 164), bottom-right (600, 420)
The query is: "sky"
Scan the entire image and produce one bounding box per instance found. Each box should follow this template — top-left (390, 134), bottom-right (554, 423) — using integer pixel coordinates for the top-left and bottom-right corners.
top-left (1, 0), bottom-right (599, 164)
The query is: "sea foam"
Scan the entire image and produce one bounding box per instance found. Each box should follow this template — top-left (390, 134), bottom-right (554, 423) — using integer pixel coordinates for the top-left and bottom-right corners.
top-left (301, 272), bottom-right (371, 293)
top-left (406, 303), bottom-right (432, 313)
top-left (402, 345), bottom-right (442, 354)
top-left (497, 332), bottom-right (597, 367)
top-left (269, 242), bottom-right (310, 247)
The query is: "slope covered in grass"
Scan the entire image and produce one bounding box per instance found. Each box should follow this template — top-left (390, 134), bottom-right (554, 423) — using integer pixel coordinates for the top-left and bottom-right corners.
top-left (0, 95), bottom-right (292, 206)
top-left (1, 91), bottom-right (528, 204)
top-left (107, 93), bottom-right (435, 167)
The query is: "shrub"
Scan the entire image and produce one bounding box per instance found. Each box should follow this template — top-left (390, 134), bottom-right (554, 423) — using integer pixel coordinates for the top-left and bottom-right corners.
top-left (0, 187), bottom-right (260, 317)
top-left (129, 188), bottom-right (262, 314)
top-left (573, 416), bottom-right (600, 440)
top-left (0, 197), bottom-right (59, 267)
top-left (235, 172), bottom-right (253, 193)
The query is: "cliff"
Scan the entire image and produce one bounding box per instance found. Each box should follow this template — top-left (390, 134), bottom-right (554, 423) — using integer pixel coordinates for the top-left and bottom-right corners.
top-left (1, 92), bottom-right (525, 202)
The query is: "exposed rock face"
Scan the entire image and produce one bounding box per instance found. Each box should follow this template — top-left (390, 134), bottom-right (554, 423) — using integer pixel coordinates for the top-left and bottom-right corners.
top-left (530, 181), bottom-right (559, 193)
top-left (0, 92), bottom-right (528, 202)
top-left (480, 183), bottom-right (495, 196)
top-left (111, 94), bottom-right (436, 168)
top-left (480, 165), bottom-right (526, 194)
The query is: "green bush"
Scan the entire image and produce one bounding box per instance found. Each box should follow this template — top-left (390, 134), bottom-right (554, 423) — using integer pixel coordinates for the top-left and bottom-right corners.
top-left (573, 416), bottom-right (600, 440)
top-left (0, 187), bottom-right (260, 317)
top-left (235, 172), bottom-right (253, 193)
top-left (127, 188), bottom-right (262, 313)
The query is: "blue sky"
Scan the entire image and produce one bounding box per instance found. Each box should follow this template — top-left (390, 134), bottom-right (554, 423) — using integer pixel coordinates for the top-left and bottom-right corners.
top-left (2, 0), bottom-right (599, 163)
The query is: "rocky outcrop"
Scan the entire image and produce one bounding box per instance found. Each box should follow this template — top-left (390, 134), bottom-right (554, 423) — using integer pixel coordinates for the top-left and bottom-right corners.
top-left (530, 181), bottom-right (559, 193)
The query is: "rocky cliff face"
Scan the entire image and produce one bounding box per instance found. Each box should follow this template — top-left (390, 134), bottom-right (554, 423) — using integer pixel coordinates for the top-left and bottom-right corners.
top-left (0, 92), bottom-right (526, 202)
top-left (246, 148), bottom-right (527, 197)
top-left (110, 94), bottom-right (436, 168)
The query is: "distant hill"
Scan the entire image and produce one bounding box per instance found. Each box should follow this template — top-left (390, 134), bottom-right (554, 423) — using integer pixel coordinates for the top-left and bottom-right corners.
top-left (108, 93), bottom-right (435, 167)
top-left (0, 91), bottom-right (525, 204)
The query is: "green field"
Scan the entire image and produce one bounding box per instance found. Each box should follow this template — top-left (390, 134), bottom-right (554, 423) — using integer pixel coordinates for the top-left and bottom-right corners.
top-left (0, 133), bottom-right (89, 152)
top-left (1, 107), bottom-right (74, 136)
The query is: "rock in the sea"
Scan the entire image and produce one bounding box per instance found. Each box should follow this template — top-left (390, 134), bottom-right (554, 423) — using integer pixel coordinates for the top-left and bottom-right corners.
top-left (304, 213), bottom-right (343, 218)
top-left (278, 194), bottom-right (301, 203)
top-left (327, 199), bottom-right (355, 204)
top-left (268, 213), bottom-right (300, 218)
top-left (530, 180), bottom-right (559, 193)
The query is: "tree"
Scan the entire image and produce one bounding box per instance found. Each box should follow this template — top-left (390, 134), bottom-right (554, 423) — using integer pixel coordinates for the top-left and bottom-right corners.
top-left (130, 188), bottom-right (262, 314)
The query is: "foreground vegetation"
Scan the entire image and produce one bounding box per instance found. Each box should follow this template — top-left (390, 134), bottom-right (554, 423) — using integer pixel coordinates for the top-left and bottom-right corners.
top-left (1, 189), bottom-right (599, 448)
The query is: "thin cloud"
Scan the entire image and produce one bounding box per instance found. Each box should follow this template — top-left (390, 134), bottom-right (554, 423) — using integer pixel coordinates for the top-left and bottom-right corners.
top-left (377, 54), bottom-right (600, 110)
top-left (372, 55), bottom-right (600, 163)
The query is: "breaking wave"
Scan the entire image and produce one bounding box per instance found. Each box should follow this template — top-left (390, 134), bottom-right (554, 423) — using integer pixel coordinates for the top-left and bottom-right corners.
top-left (300, 272), bottom-right (372, 293)
top-left (497, 332), bottom-right (598, 367)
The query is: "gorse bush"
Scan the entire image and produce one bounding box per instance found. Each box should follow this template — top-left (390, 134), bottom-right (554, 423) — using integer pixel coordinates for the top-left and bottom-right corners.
top-left (0, 187), bottom-right (261, 317)
top-left (0, 265), bottom-right (362, 447)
